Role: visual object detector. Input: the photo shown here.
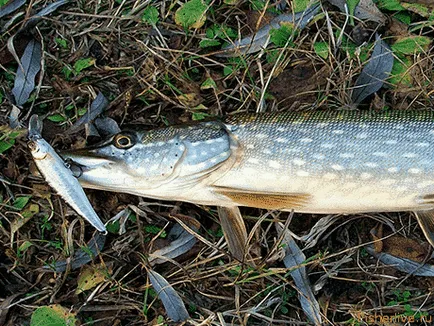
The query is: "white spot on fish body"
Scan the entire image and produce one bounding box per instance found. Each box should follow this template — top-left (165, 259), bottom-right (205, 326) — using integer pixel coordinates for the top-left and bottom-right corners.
top-left (276, 138), bottom-right (287, 143)
top-left (316, 123), bottom-right (329, 128)
top-left (211, 147), bottom-right (218, 152)
top-left (150, 165), bottom-right (158, 171)
top-left (403, 153), bottom-right (418, 158)
top-left (201, 151), bottom-right (208, 156)
top-left (312, 153), bottom-right (325, 160)
top-left (360, 173), bottom-right (372, 180)
top-left (263, 149), bottom-right (272, 155)
top-left (415, 142), bottom-right (430, 147)
top-left (356, 132), bottom-right (368, 139)
top-left (364, 162), bottom-right (378, 168)
top-left (340, 153), bottom-right (354, 158)
top-left (388, 167), bottom-right (399, 173)
top-left (373, 152), bottom-right (388, 157)
top-left (409, 168), bottom-right (422, 174)
top-left (299, 137), bottom-right (313, 143)
top-left (210, 158), bottom-right (217, 164)
top-left (321, 143), bottom-right (335, 149)
top-left (381, 179), bottom-right (396, 186)
top-left (394, 124), bottom-right (404, 130)
top-left (247, 158), bottom-right (260, 164)
top-left (417, 181), bottom-right (434, 189)
top-left (154, 152), bottom-right (160, 158)
top-left (205, 139), bottom-right (216, 144)
top-left (215, 138), bottom-right (225, 142)
top-left (246, 144), bottom-right (255, 149)
top-left (292, 159), bottom-right (305, 166)
top-left (332, 130), bottom-right (344, 134)
top-left (277, 127), bottom-right (286, 132)
top-left (323, 173), bottom-right (337, 180)
top-left (384, 139), bottom-right (398, 145)
top-left (191, 142), bottom-right (201, 147)
top-left (269, 160), bottom-right (281, 169)
top-left (331, 164), bottom-right (344, 171)
top-left (296, 170), bottom-right (309, 177)
top-left (256, 133), bottom-right (267, 139)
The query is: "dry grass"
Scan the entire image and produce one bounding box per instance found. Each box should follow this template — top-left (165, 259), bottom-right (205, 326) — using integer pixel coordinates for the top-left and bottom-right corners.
top-left (1, 0), bottom-right (434, 325)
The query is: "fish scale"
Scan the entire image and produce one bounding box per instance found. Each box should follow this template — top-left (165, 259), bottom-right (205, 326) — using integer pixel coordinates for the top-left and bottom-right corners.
top-left (60, 110), bottom-right (434, 246)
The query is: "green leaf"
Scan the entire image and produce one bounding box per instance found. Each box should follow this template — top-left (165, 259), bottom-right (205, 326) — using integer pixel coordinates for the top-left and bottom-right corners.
top-left (73, 58), bottom-right (95, 74)
top-left (0, 0), bottom-right (8, 6)
top-left (394, 12), bottom-right (411, 25)
top-left (13, 196), bottom-right (31, 210)
top-left (175, 0), bottom-right (207, 29)
top-left (142, 6), bottom-right (159, 25)
top-left (392, 36), bottom-right (432, 55)
top-left (347, 0), bottom-right (360, 25)
top-left (200, 77), bottom-right (217, 90)
top-left (0, 139), bottom-right (15, 154)
top-left (30, 305), bottom-right (77, 326)
top-left (199, 38), bottom-right (221, 48)
top-left (47, 114), bottom-right (66, 122)
top-left (270, 23), bottom-right (296, 47)
top-left (293, 0), bottom-right (311, 12)
top-left (55, 38), bottom-right (68, 49)
top-left (192, 112), bottom-right (212, 120)
top-left (376, 0), bottom-right (405, 11)
top-left (389, 57), bottom-right (412, 87)
top-left (223, 65), bottom-right (233, 76)
top-left (314, 42), bottom-right (329, 59)
top-left (402, 2), bottom-right (430, 18)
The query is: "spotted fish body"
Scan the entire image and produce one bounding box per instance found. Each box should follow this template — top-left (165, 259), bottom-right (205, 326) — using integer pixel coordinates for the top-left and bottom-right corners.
top-left (215, 110), bottom-right (434, 213)
top-left (61, 110), bottom-right (434, 244)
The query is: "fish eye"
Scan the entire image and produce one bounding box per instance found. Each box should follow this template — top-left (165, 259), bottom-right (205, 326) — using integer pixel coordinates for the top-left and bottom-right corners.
top-left (114, 134), bottom-right (134, 149)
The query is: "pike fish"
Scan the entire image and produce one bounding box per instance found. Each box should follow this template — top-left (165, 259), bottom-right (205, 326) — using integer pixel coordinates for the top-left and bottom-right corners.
top-left (60, 110), bottom-right (434, 246)
top-left (28, 115), bottom-right (106, 233)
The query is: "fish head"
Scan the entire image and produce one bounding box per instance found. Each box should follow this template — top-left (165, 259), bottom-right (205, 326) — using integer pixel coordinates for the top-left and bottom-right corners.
top-left (60, 129), bottom-right (185, 192)
top-left (28, 137), bottom-right (49, 160)
top-left (60, 122), bottom-right (237, 196)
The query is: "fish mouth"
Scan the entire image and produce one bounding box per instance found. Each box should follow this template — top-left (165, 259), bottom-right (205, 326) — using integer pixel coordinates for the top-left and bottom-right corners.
top-left (59, 148), bottom-right (115, 174)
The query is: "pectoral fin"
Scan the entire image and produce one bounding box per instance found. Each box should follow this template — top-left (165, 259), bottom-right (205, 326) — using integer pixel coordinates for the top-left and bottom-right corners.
top-left (214, 186), bottom-right (311, 210)
top-left (414, 210), bottom-right (434, 248)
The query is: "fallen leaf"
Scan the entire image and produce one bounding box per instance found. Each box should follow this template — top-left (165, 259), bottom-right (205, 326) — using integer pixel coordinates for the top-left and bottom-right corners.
top-left (217, 206), bottom-right (249, 262)
top-left (175, 0), bottom-right (207, 29)
top-left (391, 35), bottom-right (432, 55)
top-left (44, 233), bottom-right (106, 272)
top-left (329, 0), bottom-right (386, 24)
top-left (76, 265), bottom-right (108, 294)
top-left (365, 245), bottom-right (434, 276)
top-left (0, 0), bottom-right (26, 20)
top-left (276, 223), bottom-right (322, 325)
top-left (69, 92), bottom-right (109, 132)
top-left (150, 222), bottom-right (198, 265)
top-left (148, 269), bottom-right (190, 322)
top-left (219, 4), bottom-right (320, 56)
top-left (351, 35), bottom-right (394, 104)
top-left (94, 117), bottom-right (121, 138)
top-left (30, 304), bottom-right (77, 326)
top-left (11, 38), bottom-right (42, 106)
top-left (23, 0), bottom-right (70, 30)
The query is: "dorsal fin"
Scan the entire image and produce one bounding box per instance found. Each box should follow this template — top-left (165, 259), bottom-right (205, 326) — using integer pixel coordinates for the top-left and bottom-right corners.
top-left (213, 186), bottom-right (311, 210)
